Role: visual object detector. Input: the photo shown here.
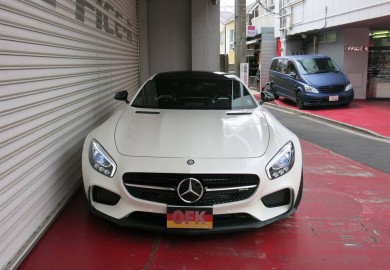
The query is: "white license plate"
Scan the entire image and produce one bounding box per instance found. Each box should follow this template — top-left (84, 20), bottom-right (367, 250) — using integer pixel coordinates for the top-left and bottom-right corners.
top-left (329, 95), bottom-right (339, 101)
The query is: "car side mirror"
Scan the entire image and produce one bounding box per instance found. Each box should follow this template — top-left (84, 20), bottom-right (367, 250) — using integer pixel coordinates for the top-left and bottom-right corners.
top-left (289, 72), bottom-right (297, 78)
top-left (114, 90), bottom-right (129, 104)
top-left (260, 91), bottom-right (275, 104)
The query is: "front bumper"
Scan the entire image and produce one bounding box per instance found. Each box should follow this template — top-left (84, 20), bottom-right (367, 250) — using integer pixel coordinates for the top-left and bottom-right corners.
top-left (302, 90), bottom-right (354, 107)
top-left (83, 152), bottom-right (303, 233)
top-left (87, 199), bottom-right (300, 234)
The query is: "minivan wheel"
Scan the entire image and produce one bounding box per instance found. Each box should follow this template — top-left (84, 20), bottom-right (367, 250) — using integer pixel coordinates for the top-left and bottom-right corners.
top-left (296, 91), bottom-right (305, 109)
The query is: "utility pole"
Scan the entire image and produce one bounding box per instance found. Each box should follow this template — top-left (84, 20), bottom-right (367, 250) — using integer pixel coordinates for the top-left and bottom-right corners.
top-left (235, 0), bottom-right (246, 76)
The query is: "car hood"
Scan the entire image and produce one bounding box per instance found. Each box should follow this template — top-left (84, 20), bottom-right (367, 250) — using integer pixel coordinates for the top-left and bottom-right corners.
top-left (304, 72), bottom-right (348, 88)
top-left (114, 108), bottom-right (270, 158)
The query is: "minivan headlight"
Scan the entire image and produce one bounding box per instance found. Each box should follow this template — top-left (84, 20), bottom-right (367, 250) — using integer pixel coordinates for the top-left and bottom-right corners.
top-left (89, 139), bottom-right (117, 177)
top-left (345, 83), bottom-right (353, 91)
top-left (303, 84), bottom-right (319, 93)
top-left (266, 141), bottom-right (295, 180)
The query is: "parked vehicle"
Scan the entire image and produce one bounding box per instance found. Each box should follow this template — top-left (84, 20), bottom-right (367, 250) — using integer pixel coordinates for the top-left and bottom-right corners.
top-left (82, 71), bottom-right (303, 233)
top-left (269, 55), bottom-right (354, 109)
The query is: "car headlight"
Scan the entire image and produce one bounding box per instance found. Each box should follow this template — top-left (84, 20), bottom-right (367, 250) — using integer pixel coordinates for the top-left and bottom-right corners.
top-left (266, 141), bottom-right (295, 180)
top-left (345, 83), bottom-right (353, 91)
top-left (89, 139), bottom-right (117, 177)
top-left (303, 84), bottom-right (319, 93)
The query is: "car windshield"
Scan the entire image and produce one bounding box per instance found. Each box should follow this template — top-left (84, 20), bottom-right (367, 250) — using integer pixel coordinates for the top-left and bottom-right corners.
top-left (297, 58), bottom-right (340, 74)
top-left (131, 78), bottom-right (257, 110)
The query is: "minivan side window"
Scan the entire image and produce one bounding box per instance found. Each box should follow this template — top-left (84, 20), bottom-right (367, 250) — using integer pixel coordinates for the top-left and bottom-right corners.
top-left (270, 59), bottom-right (278, 71)
top-left (276, 59), bottom-right (287, 74)
top-left (287, 61), bottom-right (297, 75)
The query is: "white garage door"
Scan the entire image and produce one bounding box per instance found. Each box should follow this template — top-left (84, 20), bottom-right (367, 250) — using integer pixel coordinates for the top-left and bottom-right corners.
top-left (0, 0), bottom-right (139, 268)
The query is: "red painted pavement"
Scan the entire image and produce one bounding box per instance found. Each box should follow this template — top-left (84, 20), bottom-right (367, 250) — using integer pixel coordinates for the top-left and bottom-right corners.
top-left (18, 140), bottom-right (390, 270)
top-left (275, 98), bottom-right (390, 138)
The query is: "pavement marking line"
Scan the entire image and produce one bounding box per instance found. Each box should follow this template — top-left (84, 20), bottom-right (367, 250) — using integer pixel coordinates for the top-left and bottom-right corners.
top-left (263, 104), bottom-right (295, 114)
top-left (299, 115), bottom-right (390, 144)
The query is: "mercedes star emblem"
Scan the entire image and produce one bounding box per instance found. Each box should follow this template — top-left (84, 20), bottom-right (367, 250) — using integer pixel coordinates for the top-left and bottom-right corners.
top-left (187, 159), bottom-right (195, 165)
top-left (177, 178), bottom-right (203, 203)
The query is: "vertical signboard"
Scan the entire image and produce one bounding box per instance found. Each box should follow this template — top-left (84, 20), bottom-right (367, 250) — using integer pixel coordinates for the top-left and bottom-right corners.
top-left (240, 63), bottom-right (249, 86)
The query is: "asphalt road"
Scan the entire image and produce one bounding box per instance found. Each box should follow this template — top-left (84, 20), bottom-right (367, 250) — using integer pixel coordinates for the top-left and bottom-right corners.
top-left (264, 105), bottom-right (390, 174)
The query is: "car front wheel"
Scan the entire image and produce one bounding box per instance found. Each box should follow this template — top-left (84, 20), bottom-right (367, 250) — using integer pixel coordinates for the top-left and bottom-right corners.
top-left (296, 91), bottom-right (305, 109)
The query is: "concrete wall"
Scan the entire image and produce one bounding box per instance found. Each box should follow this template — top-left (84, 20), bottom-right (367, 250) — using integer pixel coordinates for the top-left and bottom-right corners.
top-left (139, 0), bottom-right (220, 84)
top-left (145, 0), bottom-right (192, 80)
top-left (343, 28), bottom-right (369, 99)
top-left (192, 0), bottom-right (220, 71)
top-left (251, 12), bottom-right (275, 31)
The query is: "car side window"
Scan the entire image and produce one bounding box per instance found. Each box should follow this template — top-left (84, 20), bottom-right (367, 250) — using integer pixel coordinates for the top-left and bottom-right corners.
top-left (276, 59), bottom-right (287, 74)
top-left (287, 61), bottom-right (297, 75)
top-left (270, 59), bottom-right (278, 71)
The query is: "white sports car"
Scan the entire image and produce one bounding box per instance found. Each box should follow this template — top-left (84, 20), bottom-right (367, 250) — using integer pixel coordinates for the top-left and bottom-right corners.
top-left (82, 71), bottom-right (303, 233)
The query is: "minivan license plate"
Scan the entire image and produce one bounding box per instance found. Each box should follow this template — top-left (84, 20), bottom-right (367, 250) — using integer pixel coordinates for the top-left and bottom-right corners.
top-left (329, 95), bottom-right (339, 101)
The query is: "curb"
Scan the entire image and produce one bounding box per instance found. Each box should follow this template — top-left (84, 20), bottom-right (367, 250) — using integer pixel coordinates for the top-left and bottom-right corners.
top-left (263, 102), bottom-right (390, 141)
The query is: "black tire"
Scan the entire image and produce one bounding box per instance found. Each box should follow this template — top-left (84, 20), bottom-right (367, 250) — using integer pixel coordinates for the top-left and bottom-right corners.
top-left (296, 91), bottom-right (305, 109)
top-left (266, 83), bottom-right (279, 100)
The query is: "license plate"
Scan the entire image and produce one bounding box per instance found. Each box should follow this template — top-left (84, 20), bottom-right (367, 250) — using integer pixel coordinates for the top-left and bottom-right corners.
top-left (167, 206), bottom-right (213, 229)
top-left (329, 95), bottom-right (339, 101)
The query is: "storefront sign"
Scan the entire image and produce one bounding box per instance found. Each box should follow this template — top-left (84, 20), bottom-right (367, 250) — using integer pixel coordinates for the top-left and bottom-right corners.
top-left (240, 63), bottom-right (249, 86)
top-left (344, 46), bottom-right (368, 52)
top-left (42, 0), bottom-right (135, 44)
top-left (247, 25), bottom-right (256, 38)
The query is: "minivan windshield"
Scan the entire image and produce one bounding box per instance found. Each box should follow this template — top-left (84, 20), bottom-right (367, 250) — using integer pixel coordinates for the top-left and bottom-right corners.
top-left (132, 78), bottom-right (257, 110)
top-left (297, 58), bottom-right (340, 75)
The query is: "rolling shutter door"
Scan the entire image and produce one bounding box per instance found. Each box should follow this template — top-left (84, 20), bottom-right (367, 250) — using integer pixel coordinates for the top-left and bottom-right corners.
top-left (0, 0), bottom-right (139, 268)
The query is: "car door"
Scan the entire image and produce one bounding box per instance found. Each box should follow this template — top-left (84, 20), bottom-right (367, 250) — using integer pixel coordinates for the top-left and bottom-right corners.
top-left (283, 60), bottom-right (299, 99)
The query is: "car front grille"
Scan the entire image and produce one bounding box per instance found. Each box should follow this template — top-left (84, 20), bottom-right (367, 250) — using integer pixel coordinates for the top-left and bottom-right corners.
top-left (122, 173), bottom-right (260, 206)
top-left (309, 93), bottom-right (353, 105)
top-left (319, 85), bottom-right (345, 93)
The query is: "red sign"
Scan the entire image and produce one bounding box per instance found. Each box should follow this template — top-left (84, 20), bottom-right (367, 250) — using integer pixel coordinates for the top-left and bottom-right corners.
top-left (247, 25), bottom-right (256, 37)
